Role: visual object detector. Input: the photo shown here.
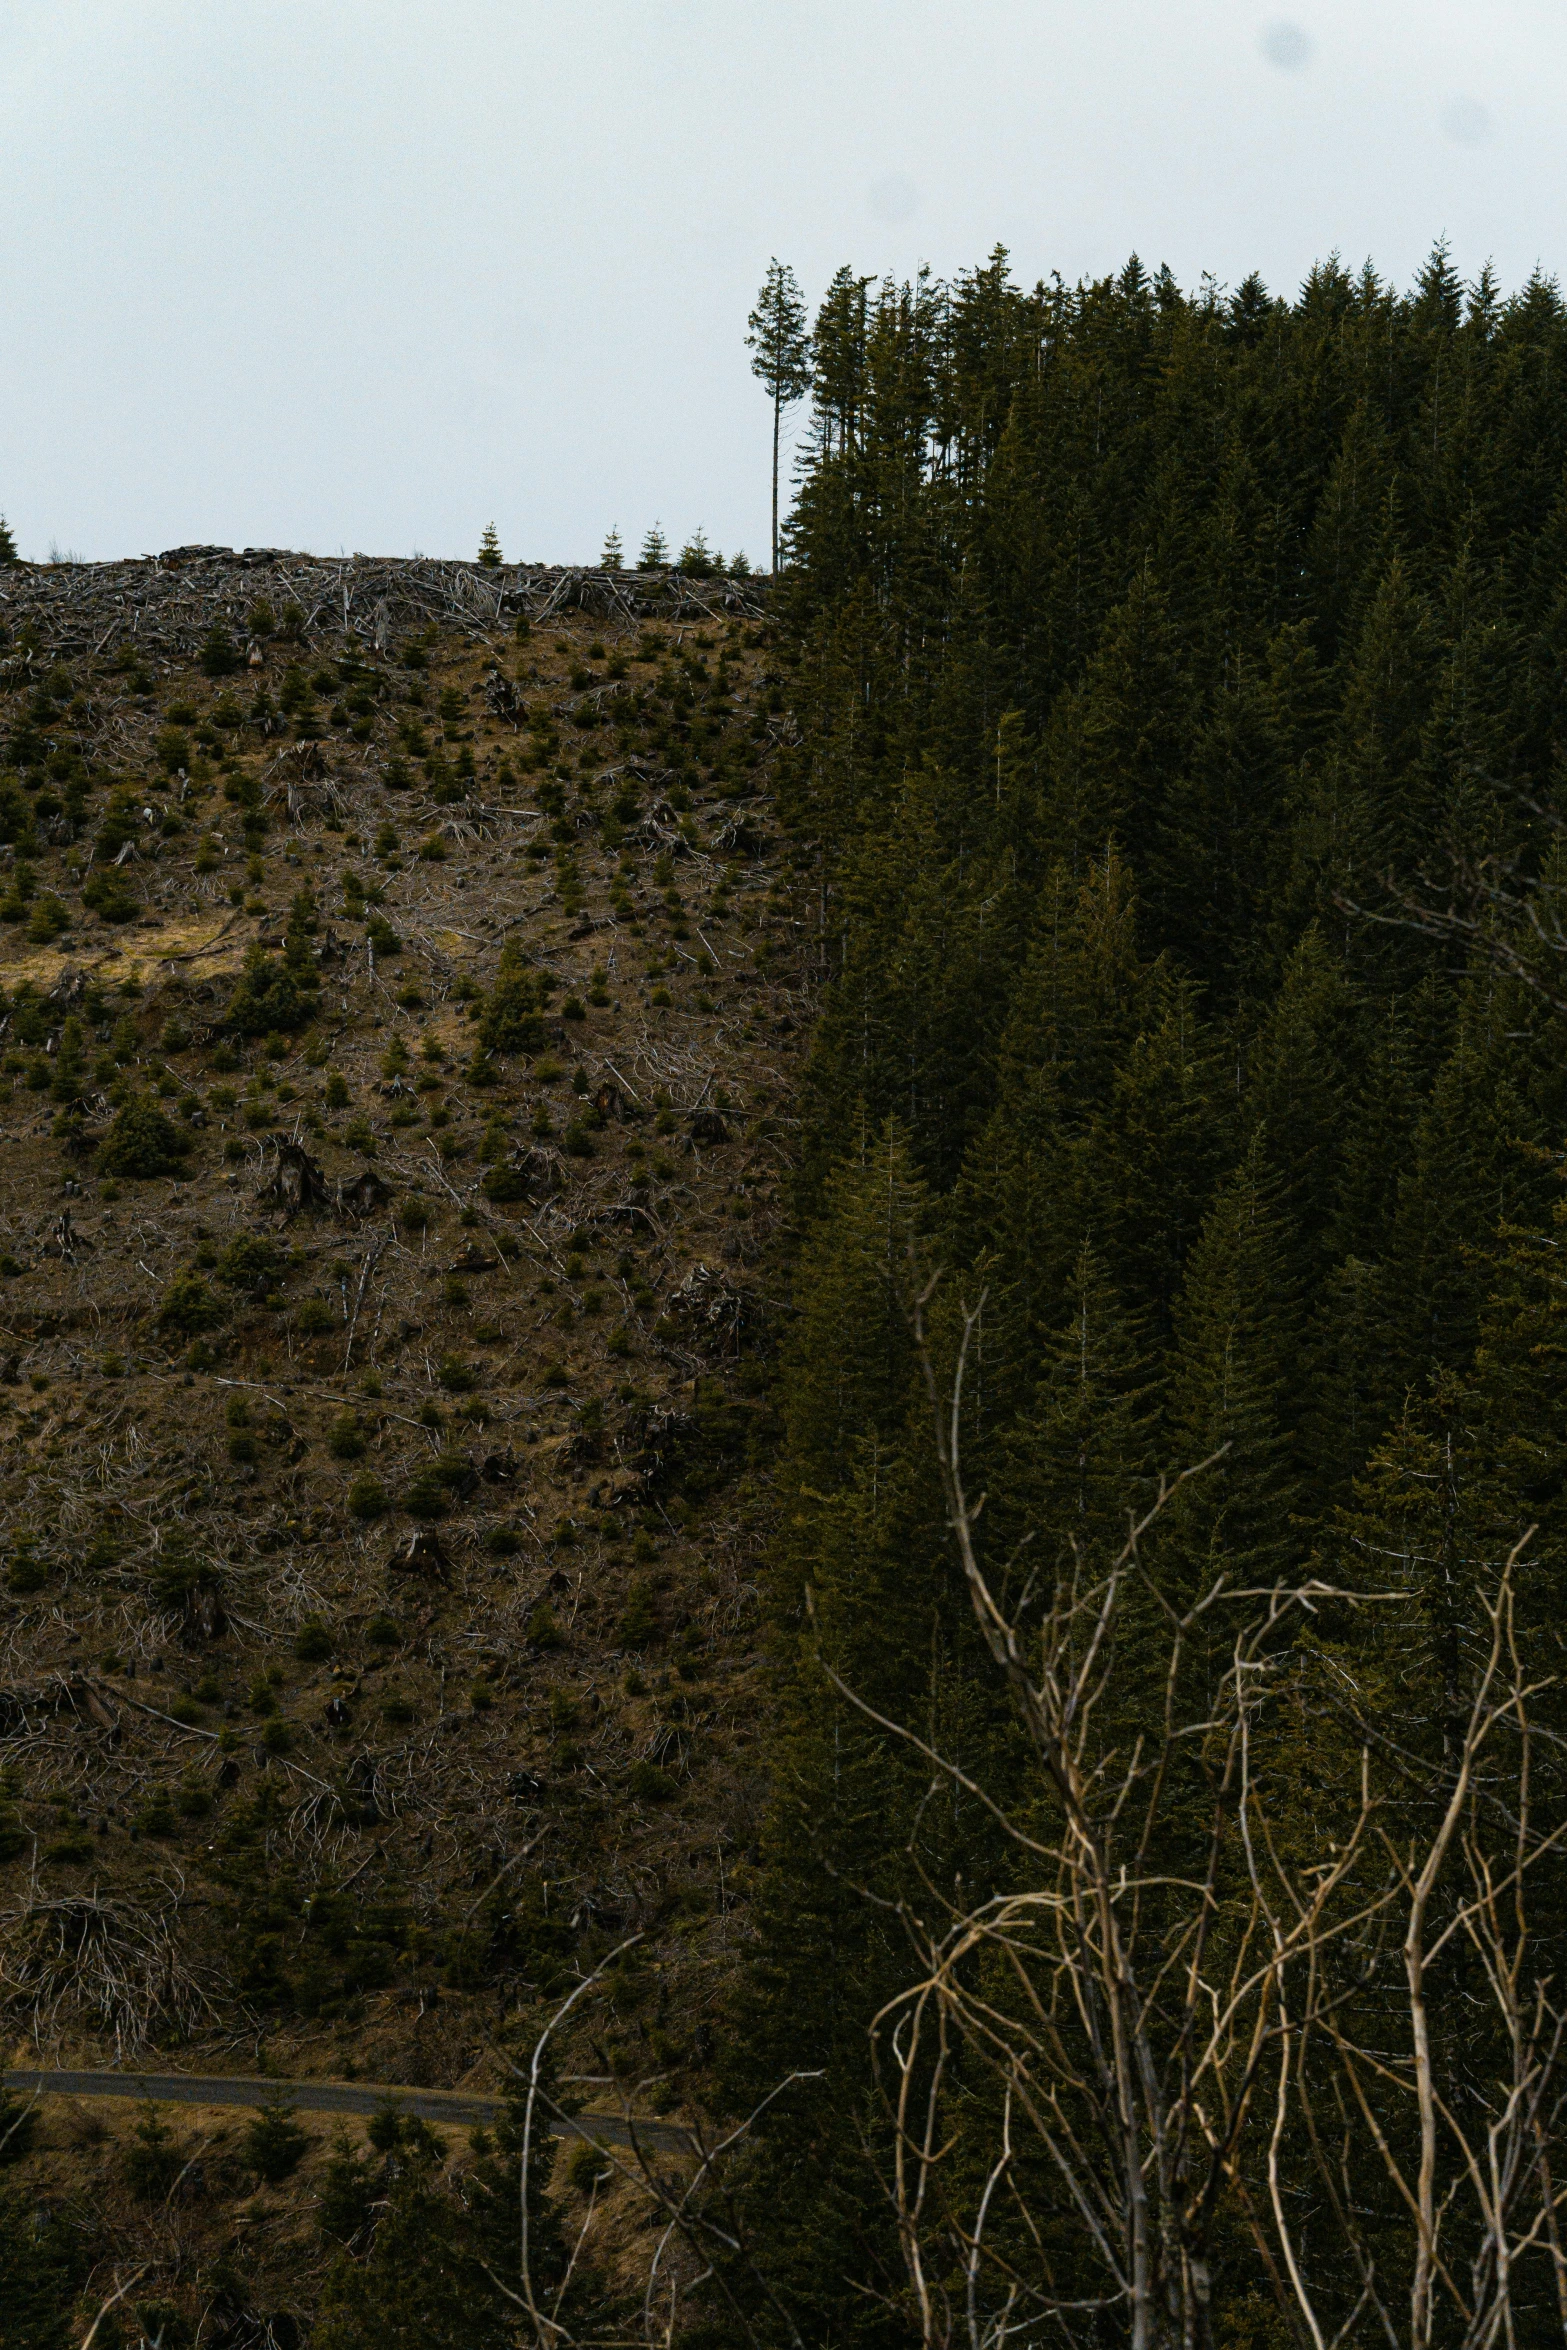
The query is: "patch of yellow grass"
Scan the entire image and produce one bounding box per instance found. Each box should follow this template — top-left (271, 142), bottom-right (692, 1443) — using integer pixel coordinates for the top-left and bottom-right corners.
top-left (0, 913), bottom-right (244, 991)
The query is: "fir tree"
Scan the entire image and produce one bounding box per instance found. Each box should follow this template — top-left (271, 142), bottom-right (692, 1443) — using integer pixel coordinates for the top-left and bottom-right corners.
top-left (1156, 1130), bottom-right (1307, 1588)
top-left (477, 938), bottom-right (545, 1054)
top-left (746, 257), bottom-right (811, 572)
top-left (600, 524), bottom-right (622, 569)
top-left (476, 522), bottom-right (502, 568)
top-left (638, 522), bottom-right (667, 568)
top-left (0, 516), bottom-right (17, 564)
top-left (678, 525), bottom-right (717, 576)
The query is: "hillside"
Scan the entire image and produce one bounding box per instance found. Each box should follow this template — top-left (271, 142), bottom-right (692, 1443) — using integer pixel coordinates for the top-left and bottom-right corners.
top-left (16, 247), bottom-right (1567, 2350)
top-left (0, 550), bottom-right (809, 2333)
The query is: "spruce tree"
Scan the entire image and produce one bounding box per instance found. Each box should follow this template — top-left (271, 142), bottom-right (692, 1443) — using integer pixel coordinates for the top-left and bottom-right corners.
top-left (746, 257), bottom-right (811, 572)
top-left (477, 522), bottom-right (502, 568)
top-left (0, 516), bottom-right (17, 564)
top-left (638, 522), bottom-right (667, 568)
top-left (600, 524), bottom-right (622, 570)
top-left (1154, 1129), bottom-right (1307, 1589)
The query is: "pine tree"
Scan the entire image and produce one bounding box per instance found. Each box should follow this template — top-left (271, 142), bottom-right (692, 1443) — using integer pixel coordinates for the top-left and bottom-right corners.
top-left (678, 526), bottom-right (716, 577)
top-left (638, 522), bottom-right (667, 568)
top-left (1158, 1131), bottom-right (1306, 1589)
top-left (600, 525), bottom-right (622, 570)
top-left (746, 257), bottom-right (812, 572)
top-left (314, 2113), bottom-right (514, 2350)
top-left (477, 938), bottom-right (545, 1054)
top-left (992, 1240), bottom-right (1158, 1564)
top-left (476, 522), bottom-right (502, 568)
top-left (0, 516), bottom-right (17, 564)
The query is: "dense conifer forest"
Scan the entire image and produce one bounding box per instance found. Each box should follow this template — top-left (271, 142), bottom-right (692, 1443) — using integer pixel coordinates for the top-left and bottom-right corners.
top-left (729, 244), bottom-right (1567, 2347)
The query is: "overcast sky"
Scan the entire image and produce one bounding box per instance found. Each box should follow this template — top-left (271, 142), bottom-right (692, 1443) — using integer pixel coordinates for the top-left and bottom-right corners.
top-left (1, 1), bottom-right (1561, 566)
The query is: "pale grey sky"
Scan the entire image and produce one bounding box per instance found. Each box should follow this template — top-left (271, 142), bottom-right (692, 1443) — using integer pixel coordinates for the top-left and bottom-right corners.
top-left (1, 1), bottom-right (1560, 565)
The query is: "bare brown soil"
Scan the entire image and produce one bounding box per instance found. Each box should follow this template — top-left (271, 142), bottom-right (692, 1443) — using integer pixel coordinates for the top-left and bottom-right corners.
top-left (0, 557), bottom-right (809, 2321)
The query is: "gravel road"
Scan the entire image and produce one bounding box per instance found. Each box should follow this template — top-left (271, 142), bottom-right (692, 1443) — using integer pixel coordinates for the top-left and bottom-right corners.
top-left (3, 2069), bottom-right (695, 2151)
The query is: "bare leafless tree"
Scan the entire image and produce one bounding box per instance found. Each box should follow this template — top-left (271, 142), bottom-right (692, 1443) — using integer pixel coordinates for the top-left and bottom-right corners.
top-left (809, 1283), bottom-right (1567, 2350)
top-left (1340, 799), bottom-right (1567, 1017)
top-left (487, 1938), bottom-right (819, 2350)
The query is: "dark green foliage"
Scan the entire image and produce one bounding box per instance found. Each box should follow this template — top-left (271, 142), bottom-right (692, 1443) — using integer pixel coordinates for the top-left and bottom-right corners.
top-left (96, 1095), bottom-right (190, 1178)
top-left (223, 890), bottom-right (320, 1036)
top-left (347, 1474), bottom-right (388, 1520)
top-left (245, 2102), bottom-right (309, 2183)
top-left (223, 943), bottom-right (312, 1037)
top-left (215, 1233), bottom-right (284, 1297)
top-left (122, 2103), bottom-right (184, 2199)
top-left (155, 1272), bottom-right (226, 1335)
top-left (200, 619), bottom-right (242, 676)
top-left (146, 1546), bottom-right (218, 1616)
top-left (0, 2186), bottom-right (84, 2350)
top-left (80, 868), bottom-right (139, 923)
top-left (404, 1452), bottom-right (475, 1519)
top-left (313, 2096), bottom-right (574, 2350)
top-left (748, 257), bottom-right (812, 572)
top-left (476, 938), bottom-right (545, 1054)
top-left (328, 1413), bottom-right (366, 1459)
top-left (48, 1016), bottom-right (86, 1107)
top-left (731, 245), bottom-right (1567, 2344)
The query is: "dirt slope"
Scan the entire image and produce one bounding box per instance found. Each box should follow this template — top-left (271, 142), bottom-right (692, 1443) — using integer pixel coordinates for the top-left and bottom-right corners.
top-left (0, 554), bottom-right (810, 2321)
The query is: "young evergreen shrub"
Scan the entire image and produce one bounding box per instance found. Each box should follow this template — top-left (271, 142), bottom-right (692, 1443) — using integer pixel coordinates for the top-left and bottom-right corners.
top-left (618, 1577), bottom-right (657, 1646)
top-left (246, 2103), bottom-right (309, 2184)
top-left (477, 522), bottom-right (503, 568)
top-left (81, 870), bottom-right (140, 923)
top-left (347, 1474), bottom-right (388, 1521)
top-left (678, 526), bottom-right (717, 577)
top-left (526, 1602), bottom-right (563, 1649)
top-left (6, 1551), bottom-right (48, 1596)
top-left (404, 1466), bottom-right (450, 1521)
top-left (96, 1096), bottom-right (189, 1179)
top-left (477, 939), bottom-right (545, 1054)
top-left (223, 941), bottom-right (315, 1036)
top-left (628, 1759), bottom-right (677, 1803)
top-left (482, 1163), bottom-right (528, 1202)
top-left (200, 620), bottom-right (242, 677)
top-left (155, 1273), bottom-right (225, 1335)
top-left (25, 896), bottom-right (66, 944)
top-left (123, 2106), bottom-right (183, 2199)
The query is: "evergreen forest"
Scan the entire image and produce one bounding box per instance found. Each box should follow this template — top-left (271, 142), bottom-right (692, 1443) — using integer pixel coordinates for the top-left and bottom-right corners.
top-left (730, 245), bottom-right (1567, 2348)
